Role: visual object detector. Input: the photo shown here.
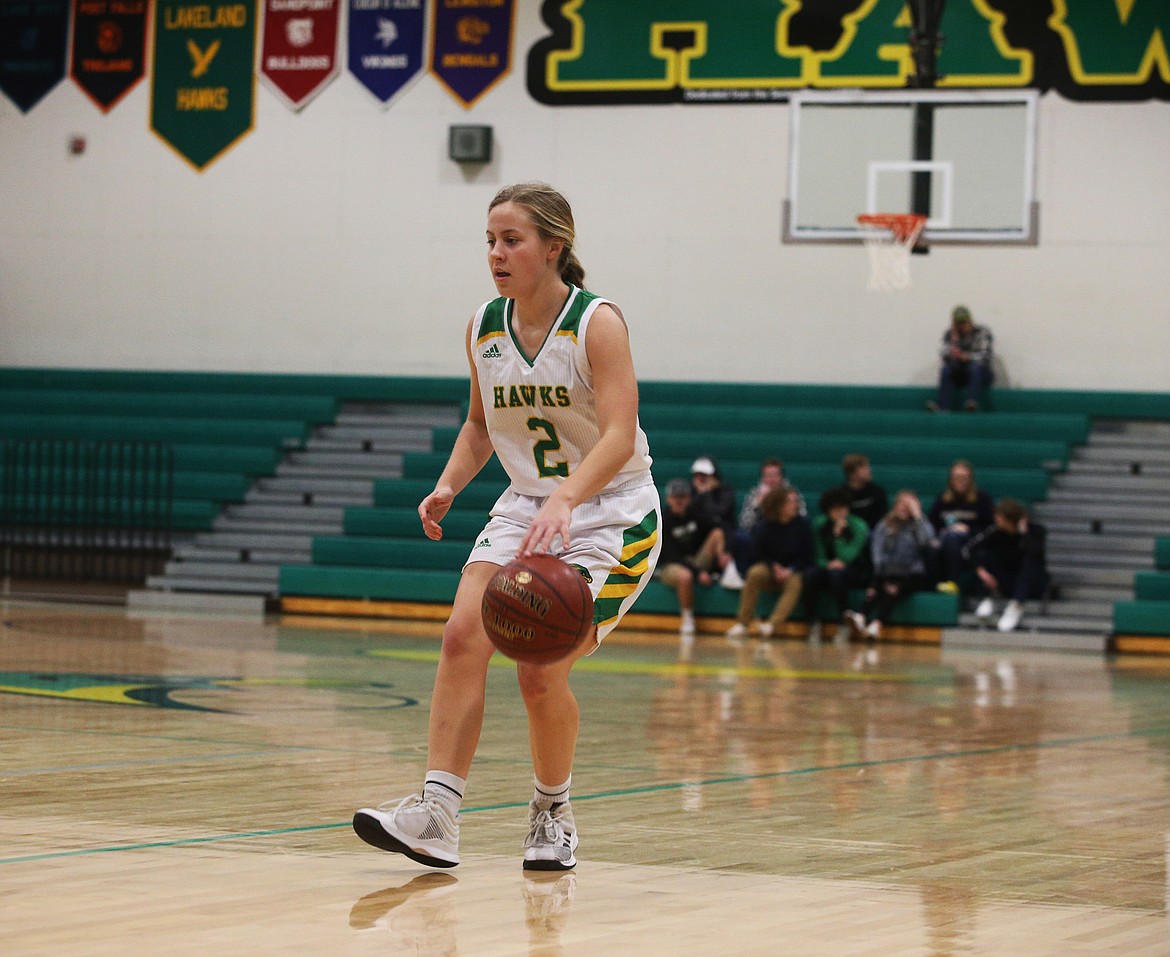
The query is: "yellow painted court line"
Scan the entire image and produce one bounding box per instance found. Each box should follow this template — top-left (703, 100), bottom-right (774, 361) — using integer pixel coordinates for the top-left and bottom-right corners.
top-left (366, 648), bottom-right (910, 682)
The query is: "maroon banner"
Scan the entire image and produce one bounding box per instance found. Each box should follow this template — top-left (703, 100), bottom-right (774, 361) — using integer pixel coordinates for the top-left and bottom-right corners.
top-left (430, 0), bottom-right (514, 108)
top-left (260, 0), bottom-right (340, 111)
top-left (70, 0), bottom-right (149, 113)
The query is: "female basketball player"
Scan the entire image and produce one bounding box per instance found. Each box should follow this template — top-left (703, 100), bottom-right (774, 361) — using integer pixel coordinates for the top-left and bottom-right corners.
top-left (353, 183), bottom-right (661, 871)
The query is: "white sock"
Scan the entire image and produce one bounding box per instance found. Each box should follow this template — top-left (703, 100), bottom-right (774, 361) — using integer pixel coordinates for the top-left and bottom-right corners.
top-left (423, 770), bottom-right (466, 817)
top-left (533, 775), bottom-right (570, 810)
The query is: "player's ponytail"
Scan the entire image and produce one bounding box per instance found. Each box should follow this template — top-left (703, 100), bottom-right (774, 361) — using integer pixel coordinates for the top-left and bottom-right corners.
top-left (559, 248), bottom-right (585, 288)
top-left (489, 183), bottom-right (587, 289)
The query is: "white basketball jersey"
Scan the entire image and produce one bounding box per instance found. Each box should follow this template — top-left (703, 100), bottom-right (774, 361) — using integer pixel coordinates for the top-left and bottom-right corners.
top-left (471, 286), bottom-right (653, 497)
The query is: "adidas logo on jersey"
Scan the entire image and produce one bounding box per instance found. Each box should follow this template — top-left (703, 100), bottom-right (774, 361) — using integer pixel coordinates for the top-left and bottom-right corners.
top-left (481, 343), bottom-right (502, 359)
top-left (474, 537), bottom-right (492, 549)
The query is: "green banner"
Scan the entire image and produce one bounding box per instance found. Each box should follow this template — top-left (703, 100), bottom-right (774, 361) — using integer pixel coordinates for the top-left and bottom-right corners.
top-left (150, 1), bottom-right (258, 170)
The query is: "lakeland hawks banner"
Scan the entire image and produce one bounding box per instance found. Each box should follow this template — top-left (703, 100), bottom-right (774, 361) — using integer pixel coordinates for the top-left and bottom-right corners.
top-left (0, 0), bottom-right (70, 113)
top-left (71, 0), bottom-right (149, 113)
top-left (431, 0), bottom-right (514, 108)
top-left (150, 1), bottom-right (258, 170)
top-left (259, 0), bottom-right (340, 111)
top-left (347, 0), bottom-right (427, 107)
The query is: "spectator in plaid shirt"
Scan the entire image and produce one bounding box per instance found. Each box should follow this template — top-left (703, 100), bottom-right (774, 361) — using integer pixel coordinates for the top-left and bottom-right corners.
top-left (926, 305), bottom-right (994, 413)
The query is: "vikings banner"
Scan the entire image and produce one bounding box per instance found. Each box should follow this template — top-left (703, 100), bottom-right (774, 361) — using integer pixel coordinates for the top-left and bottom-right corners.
top-left (347, 0), bottom-right (426, 107)
top-left (431, 0), bottom-right (513, 108)
top-left (259, 0), bottom-right (340, 111)
top-left (150, 1), bottom-right (258, 170)
top-left (0, 0), bottom-right (70, 114)
top-left (71, 0), bottom-right (149, 113)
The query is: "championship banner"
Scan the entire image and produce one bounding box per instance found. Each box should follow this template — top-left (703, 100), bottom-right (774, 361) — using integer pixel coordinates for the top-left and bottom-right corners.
top-left (70, 0), bottom-right (149, 113)
top-left (0, 0), bottom-right (70, 114)
top-left (259, 0), bottom-right (340, 111)
top-left (150, 1), bottom-right (258, 171)
top-left (430, 0), bottom-right (513, 108)
top-left (347, 0), bottom-right (426, 107)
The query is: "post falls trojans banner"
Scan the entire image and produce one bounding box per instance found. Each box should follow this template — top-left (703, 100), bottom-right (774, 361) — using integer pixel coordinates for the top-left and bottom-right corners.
top-left (71, 0), bottom-right (149, 113)
top-left (260, 0), bottom-right (340, 111)
top-left (0, 0), bottom-right (70, 114)
top-left (431, 0), bottom-right (514, 108)
top-left (150, 1), bottom-right (258, 170)
top-left (347, 0), bottom-right (426, 107)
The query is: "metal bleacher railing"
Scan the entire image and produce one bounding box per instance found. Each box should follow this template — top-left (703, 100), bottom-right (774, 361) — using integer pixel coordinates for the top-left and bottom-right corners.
top-left (0, 439), bottom-right (174, 583)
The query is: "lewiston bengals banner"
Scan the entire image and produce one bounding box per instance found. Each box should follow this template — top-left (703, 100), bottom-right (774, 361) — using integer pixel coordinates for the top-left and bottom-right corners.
top-left (431, 0), bottom-right (514, 108)
top-left (0, 0), bottom-right (70, 113)
top-left (347, 0), bottom-right (427, 107)
top-left (70, 0), bottom-right (149, 113)
top-left (259, 0), bottom-right (340, 111)
top-left (149, 1), bottom-right (258, 170)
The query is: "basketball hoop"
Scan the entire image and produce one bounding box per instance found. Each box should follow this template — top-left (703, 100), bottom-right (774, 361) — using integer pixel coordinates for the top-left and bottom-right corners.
top-left (857, 213), bottom-right (927, 291)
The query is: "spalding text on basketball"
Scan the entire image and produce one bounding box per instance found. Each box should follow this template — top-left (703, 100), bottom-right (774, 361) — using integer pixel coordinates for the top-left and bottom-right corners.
top-left (494, 575), bottom-right (552, 619)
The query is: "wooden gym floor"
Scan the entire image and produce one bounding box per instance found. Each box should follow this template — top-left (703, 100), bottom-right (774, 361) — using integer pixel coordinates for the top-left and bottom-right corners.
top-left (4, 599), bottom-right (1170, 956)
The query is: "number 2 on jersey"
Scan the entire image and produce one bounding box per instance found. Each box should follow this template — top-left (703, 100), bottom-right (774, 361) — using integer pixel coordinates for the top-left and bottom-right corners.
top-left (527, 417), bottom-right (570, 477)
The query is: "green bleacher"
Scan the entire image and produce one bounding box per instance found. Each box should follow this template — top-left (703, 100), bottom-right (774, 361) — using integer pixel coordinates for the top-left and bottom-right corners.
top-left (9, 368), bottom-right (1169, 640)
top-left (1114, 538), bottom-right (1170, 638)
top-left (0, 369), bottom-right (348, 533)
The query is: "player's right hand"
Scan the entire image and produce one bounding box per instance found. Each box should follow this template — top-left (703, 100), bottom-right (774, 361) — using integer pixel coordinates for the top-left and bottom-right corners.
top-left (419, 486), bottom-right (455, 540)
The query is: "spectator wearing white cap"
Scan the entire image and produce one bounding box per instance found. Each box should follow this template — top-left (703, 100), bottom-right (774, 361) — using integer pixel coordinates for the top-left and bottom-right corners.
top-left (689, 455), bottom-right (736, 582)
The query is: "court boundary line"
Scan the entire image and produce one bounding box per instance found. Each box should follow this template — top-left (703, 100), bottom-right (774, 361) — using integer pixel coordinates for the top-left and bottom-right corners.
top-left (5, 725), bottom-right (1170, 866)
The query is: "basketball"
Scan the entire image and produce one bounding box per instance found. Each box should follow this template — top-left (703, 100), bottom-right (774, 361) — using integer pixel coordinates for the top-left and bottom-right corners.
top-left (481, 555), bottom-right (595, 665)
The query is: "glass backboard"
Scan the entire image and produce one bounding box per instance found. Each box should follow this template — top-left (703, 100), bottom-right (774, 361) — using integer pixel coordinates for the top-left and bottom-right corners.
top-left (784, 89), bottom-right (1039, 245)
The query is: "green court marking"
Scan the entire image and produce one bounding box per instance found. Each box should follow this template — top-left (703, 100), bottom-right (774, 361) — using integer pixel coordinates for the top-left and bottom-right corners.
top-left (6, 725), bottom-right (1169, 866)
top-left (367, 648), bottom-right (912, 682)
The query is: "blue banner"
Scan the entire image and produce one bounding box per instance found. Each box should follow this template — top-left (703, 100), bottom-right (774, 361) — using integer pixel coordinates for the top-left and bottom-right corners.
top-left (347, 0), bottom-right (426, 107)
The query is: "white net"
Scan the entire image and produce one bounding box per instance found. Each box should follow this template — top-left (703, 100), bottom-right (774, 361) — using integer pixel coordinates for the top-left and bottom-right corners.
top-left (857, 214), bottom-right (927, 291)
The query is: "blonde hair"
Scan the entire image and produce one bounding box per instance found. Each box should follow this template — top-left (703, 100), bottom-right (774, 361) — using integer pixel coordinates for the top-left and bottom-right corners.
top-left (489, 183), bottom-right (585, 288)
top-left (942, 458), bottom-right (978, 504)
top-left (883, 489), bottom-right (920, 531)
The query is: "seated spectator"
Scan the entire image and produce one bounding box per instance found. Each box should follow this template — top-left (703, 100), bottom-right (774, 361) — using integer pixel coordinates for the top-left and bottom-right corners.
top-left (689, 455), bottom-right (735, 578)
top-left (654, 478), bottom-right (725, 655)
top-left (846, 490), bottom-right (934, 641)
top-left (801, 488), bottom-right (872, 641)
top-left (927, 459), bottom-right (995, 593)
top-left (835, 452), bottom-right (888, 529)
top-left (725, 457), bottom-right (786, 588)
top-left (726, 486), bottom-right (813, 646)
top-left (926, 305), bottom-right (994, 413)
top-left (964, 498), bottom-right (1050, 633)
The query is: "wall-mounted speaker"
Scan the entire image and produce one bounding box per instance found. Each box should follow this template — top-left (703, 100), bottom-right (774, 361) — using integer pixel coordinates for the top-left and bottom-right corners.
top-left (448, 125), bottom-right (493, 164)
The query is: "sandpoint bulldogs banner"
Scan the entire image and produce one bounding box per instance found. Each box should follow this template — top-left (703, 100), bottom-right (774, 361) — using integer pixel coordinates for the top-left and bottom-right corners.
top-left (431, 0), bottom-right (513, 108)
top-left (71, 0), bottom-right (149, 113)
top-left (260, 0), bottom-right (340, 111)
top-left (347, 0), bottom-right (426, 107)
top-left (150, 1), bottom-right (258, 170)
top-left (0, 0), bottom-right (70, 114)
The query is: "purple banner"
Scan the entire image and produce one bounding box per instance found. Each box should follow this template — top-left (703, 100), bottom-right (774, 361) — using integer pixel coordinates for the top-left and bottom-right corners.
top-left (430, 0), bottom-right (513, 108)
top-left (0, 0), bottom-right (70, 114)
top-left (347, 0), bottom-right (426, 107)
